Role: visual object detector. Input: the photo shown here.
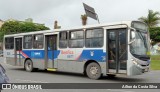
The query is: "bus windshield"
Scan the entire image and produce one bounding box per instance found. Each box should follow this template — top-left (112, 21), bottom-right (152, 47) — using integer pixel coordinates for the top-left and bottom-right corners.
top-left (130, 30), bottom-right (149, 56)
top-left (130, 29), bottom-right (151, 62)
top-left (130, 21), bottom-right (150, 60)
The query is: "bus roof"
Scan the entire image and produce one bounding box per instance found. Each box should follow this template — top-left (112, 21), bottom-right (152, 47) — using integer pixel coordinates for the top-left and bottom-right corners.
top-left (4, 20), bottom-right (141, 37)
top-left (53, 20), bottom-right (134, 31)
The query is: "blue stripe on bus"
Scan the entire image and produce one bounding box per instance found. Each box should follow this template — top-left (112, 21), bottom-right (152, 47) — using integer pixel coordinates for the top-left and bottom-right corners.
top-left (78, 50), bottom-right (106, 62)
top-left (21, 49), bottom-right (106, 62)
top-left (48, 50), bottom-right (60, 60)
top-left (22, 50), bottom-right (44, 59)
top-left (22, 50), bottom-right (60, 60)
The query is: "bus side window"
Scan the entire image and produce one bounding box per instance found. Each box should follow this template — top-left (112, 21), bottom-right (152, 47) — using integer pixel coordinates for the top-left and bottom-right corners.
top-left (33, 34), bottom-right (44, 49)
top-left (69, 30), bottom-right (84, 48)
top-left (85, 28), bottom-right (103, 48)
top-left (23, 35), bottom-right (32, 49)
top-left (59, 32), bottom-right (68, 48)
top-left (5, 37), bottom-right (14, 49)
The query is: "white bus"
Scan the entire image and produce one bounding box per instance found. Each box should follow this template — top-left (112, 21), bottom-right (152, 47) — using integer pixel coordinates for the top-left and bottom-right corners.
top-left (3, 21), bottom-right (151, 79)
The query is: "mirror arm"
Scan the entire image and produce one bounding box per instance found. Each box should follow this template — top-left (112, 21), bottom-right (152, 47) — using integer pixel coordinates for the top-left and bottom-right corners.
top-left (128, 28), bottom-right (136, 45)
top-left (128, 39), bottom-right (135, 45)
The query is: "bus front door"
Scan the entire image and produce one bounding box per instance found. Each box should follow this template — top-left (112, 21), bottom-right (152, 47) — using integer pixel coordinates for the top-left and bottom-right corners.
top-left (107, 29), bottom-right (127, 74)
top-left (45, 35), bottom-right (57, 69)
top-left (15, 38), bottom-right (22, 66)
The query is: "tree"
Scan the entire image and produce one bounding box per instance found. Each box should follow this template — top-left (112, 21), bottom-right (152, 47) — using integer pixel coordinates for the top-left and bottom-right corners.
top-left (139, 10), bottom-right (160, 28)
top-left (25, 18), bottom-right (33, 22)
top-left (81, 14), bottom-right (88, 26)
top-left (0, 21), bottom-right (21, 41)
top-left (149, 27), bottom-right (160, 43)
top-left (0, 20), bottom-right (49, 41)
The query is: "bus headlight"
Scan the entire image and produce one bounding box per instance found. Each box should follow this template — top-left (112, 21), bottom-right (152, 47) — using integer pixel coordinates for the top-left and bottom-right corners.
top-left (132, 59), bottom-right (140, 67)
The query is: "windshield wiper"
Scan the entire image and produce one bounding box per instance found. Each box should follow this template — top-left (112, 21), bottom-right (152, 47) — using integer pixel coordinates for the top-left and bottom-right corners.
top-left (136, 30), bottom-right (148, 49)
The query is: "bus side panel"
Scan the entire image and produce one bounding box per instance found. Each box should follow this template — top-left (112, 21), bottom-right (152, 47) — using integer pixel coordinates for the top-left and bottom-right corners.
top-left (57, 48), bottom-right (82, 73)
top-left (76, 49), bottom-right (106, 75)
top-left (56, 60), bottom-right (106, 75)
top-left (56, 59), bottom-right (85, 73)
top-left (57, 49), bottom-right (106, 74)
top-left (32, 59), bottom-right (45, 69)
top-left (4, 50), bottom-right (15, 66)
top-left (22, 50), bottom-right (61, 69)
top-left (22, 50), bottom-right (45, 69)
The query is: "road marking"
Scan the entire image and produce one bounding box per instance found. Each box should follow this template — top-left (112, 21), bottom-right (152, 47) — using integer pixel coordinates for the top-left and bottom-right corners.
top-left (15, 79), bottom-right (49, 83)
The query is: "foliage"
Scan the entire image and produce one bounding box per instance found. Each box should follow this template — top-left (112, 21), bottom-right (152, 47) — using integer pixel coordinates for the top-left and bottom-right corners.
top-left (139, 10), bottom-right (160, 28)
top-left (149, 27), bottom-right (160, 43)
top-left (0, 21), bottom-right (49, 41)
top-left (151, 55), bottom-right (160, 70)
top-left (151, 60), bottom-right (160, 70)
top-left (81, 14), bottom-right (88, 26)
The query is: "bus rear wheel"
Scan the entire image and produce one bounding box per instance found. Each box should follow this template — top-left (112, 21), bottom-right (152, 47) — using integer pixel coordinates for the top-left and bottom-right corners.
top-left (86, 62), bottom-right (102, 79)
top-left (24, 59), bottom-right (34, 72)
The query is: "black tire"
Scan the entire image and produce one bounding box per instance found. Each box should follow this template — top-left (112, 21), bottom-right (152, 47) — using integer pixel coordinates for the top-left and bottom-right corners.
top-left (86, 62), bottom-right (102, 79)
top-left (24, 59), bottom-right (34, 72)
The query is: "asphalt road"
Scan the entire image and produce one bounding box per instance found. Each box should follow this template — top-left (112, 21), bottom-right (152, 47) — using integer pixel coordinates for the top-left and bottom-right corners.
top-left (0, 57), bottom-right (160, 92)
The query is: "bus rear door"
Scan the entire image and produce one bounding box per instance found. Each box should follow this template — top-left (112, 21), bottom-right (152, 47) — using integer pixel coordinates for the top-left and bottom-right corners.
top-left (15, 37), bottom-right (22, 66)
top-left (45, 35), bottom-right (57, 70)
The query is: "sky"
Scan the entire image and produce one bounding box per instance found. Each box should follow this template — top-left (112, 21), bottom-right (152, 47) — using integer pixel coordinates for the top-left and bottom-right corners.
top-left (0, 0), bottom-right (160, 29)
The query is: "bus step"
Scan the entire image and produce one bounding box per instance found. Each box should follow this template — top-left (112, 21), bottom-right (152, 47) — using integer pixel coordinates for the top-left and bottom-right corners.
top-left (47, 68), bottom-right (57, 71)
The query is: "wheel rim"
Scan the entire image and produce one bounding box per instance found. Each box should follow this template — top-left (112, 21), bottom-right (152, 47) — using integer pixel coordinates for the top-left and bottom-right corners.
top-left (90, 66), bottom-right (99, 75)
top-left (26, 61), bottom-right (31, 71)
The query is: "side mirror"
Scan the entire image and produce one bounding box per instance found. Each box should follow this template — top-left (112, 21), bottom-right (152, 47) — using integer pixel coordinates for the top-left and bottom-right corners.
top-left (129, 29), bottom-right (136, 44)
top-left (131, 31), bottom-right (136, 39)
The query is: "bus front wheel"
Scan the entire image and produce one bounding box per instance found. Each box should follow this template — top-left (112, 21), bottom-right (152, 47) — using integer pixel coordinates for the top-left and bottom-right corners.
top-left (24, 59), bottom-right (34, 72)
top-left (86, 62), bottom-right (102, 79)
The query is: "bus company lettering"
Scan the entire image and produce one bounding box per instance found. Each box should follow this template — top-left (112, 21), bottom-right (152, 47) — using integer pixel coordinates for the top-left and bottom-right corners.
top-left (61, 50), bottom-right (74, 54)
top-left (34, 52), bottom-right (41, 55)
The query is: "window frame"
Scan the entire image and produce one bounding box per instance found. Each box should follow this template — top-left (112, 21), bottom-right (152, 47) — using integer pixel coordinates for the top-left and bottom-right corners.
top-left (85, 28), bottom-right (104, 48)
top-left (23, 35), bottom-right (33, 49)
top-left (5, 37), bottom-right (14, 50)
top-left (59, 31), bottom-right (68, 48)
top-left (69, 30), bottom-right (84, 48)
top-left (33, 34), bottom-right (44, 49)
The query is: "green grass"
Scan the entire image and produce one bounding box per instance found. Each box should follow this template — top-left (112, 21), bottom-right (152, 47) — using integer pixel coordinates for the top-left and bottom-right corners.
top-left (151, 55), bottom-right (160, 70)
